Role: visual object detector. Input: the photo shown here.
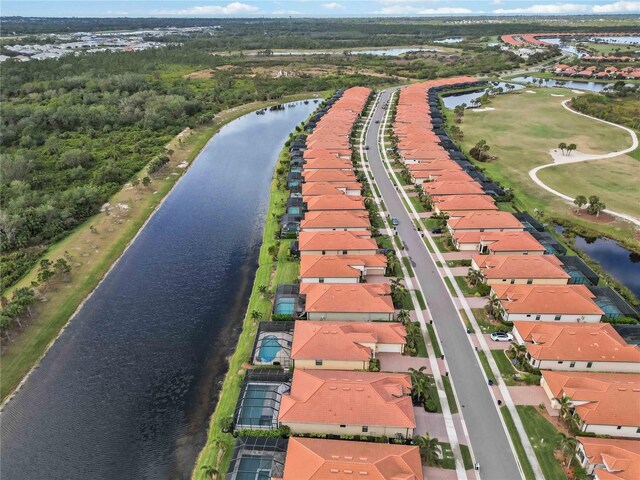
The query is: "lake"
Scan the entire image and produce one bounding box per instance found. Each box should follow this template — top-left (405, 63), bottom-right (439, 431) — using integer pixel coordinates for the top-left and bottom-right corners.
top-left (0, 100), bottom-right (317, 480)
top-left (510, 76), bottom-right (614, 92)
top-left (441, 82), bottom-right (524, 109)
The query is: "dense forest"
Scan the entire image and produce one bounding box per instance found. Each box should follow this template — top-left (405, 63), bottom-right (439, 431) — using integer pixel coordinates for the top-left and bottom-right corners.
top-left (571, 83), bottom-right (640, 130)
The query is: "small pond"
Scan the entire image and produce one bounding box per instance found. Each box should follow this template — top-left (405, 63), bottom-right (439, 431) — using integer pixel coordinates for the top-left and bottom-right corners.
top-left (510, 76), bottom-right (614, 92)
top-left (441, 82), bottom-right (524, 109)
top-left (433, 38), bottom-right (464, 44)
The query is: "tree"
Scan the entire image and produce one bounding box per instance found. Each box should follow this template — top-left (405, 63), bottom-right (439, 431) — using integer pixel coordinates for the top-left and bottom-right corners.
top-left (533, 208), bottom-right (545, 221)
top-left (258, 285), bottom-right (268, 298)
top-left (555, 432), bottom-right (577, 467)
top-left (250, 310), bottom-right (263, 321)
top-left (573, 195), bottom-right (587, 213)
top-left (466, 268), bottom-right (484, 287)
top-left (509, 342), bottom-right (527, 360)
top-left (142, 176), bottom-right (151, 187)
top-left (36, 258), bottom-right (55, 289)
top-left (588, 200), bottom-right (606, 218)
top-left (390, 278), bottom-right (407, 306)
top-left (397, 309), bottom-right (410, 325)
top-left (386, 251), bottom-right (401, 276)
top-left (53, 258), bottom-right (72, 279)
top-left (567, 143), bottom-right (577, 155)
top-left (405, 321), bottom-right (421, 352)
top-left (487, 294), bottom-right (502, 318)
top-left (414, 434), bottom-right (441, 466)
top-left (409, 366), bottom-right (430, 403)
top-left (558, 142), bottom-right (567, 155)
top-left (470, 139), bottom-right (491, 162)
top-left (554, 394), bottom-right (573, 422)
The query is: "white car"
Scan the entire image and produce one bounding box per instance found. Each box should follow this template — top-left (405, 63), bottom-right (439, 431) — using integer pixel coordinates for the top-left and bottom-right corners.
top-left (490, 332), bottom-right (514, 342)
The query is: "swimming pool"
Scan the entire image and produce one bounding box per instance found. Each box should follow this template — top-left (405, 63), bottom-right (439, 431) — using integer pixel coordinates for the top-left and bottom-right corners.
top-left (259, 335), bottom-right (282, 363)
top-left (274, 298), bottom-right (295, 315)
top-left (236, 456), bottom-right (273, 480)
top-left (236, 383), bottom-right (281, 429)
top-left (287, 207), bottom-right (300, 215)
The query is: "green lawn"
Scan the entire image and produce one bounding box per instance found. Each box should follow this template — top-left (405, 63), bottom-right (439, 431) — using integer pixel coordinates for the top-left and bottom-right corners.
top-left (427, 324), bottom-right (443, 358)
top-left (442, 375), bottom-right (459, 414)
top-left (459, 309), bottom-right (475, 333)
top-left (433, 236), bottom-right (451, 253)
top-left (375, 235), bottom-right (394, 250)
top-left (424, 217), bottom-right (443, 230)
top-left (446, 259), bottom-right (471, 267)
top-left (477, 351), bottom-right (494, 382)
top-left (438, 442), bottom-right (456, 469)
top-left (517, 406), bottom-right (566, 480)
top-left (537, 153), bottom-right (640, 219)
top-left (415, 289), bottom-right (426, 310)
top-left (415, 329), bottom-right (429, 358)
top-left (454, 276), bottom-right (483, 296)
top-left (501, 407), bottom-right (536, 480)
top-left (472, 307), bottom-right (502, 334)
top-left (402, 257), bottom-right (415, 277)
top-left (409, 196), bottom-right (427, 213)
top-left (460, 444), bottom-right (474, 470)
top-left (491, 349), bottom-right (518, 386)
top-left (458, 87), bottom-right (639, 249)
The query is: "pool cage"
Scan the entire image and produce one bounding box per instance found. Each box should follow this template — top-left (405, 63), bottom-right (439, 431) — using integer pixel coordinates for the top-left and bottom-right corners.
top-left (273, 284), bottom-right (305, 319)
top-left (588, 285), bottom-right (639, 320)
top-left (225, 436), bottom-right (288, 480)
top-left (233, 370), bottom-right (292, 431)
top-left (251, 321), bottom-right (294, 368)
top-left (557, 255), bottom-right (599, 286)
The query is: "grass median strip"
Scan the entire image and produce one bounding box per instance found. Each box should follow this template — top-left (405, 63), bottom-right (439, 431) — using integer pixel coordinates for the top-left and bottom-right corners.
top-left (426, 323), bottom-right (442, 358)
top-left (441, 375), bottom-right (458, 414)
top-left (501, 406), bottom-right (536, 480)
top-left (517, 405), bottom-right (565, 480)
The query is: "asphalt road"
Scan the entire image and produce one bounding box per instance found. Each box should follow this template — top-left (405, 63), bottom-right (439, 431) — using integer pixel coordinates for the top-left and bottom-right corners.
top-left (366, 90), bottom-right (523, 480)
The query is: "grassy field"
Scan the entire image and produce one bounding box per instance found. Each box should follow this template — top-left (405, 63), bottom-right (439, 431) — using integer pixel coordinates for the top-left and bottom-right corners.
top-left (193, 145), bottom-right (302, 480)
top-left (0, 92), bottom-right (325, 403)
top-left (456, 87), bottom-right (639, 249)
top-left (517, 406), bottom-right (566, 480)
top-left (501, 407), bottom-right (536, 480)
top-left (537, 153), bottom-right (640, 218)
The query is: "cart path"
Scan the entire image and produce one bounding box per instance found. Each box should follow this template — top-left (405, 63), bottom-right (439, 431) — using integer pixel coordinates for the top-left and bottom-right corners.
top-left (529, 99), bottom-right (640, 227)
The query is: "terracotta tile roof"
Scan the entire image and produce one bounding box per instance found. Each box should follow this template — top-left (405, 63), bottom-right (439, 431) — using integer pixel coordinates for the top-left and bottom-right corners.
top-left (408, 161), bottom-right (462, 172)
top-left (298, 231), bottom-right (378, 252)
top-left (542, 371), bottom-right (640, 427)
top-left (515, 322), bottom-right (640, 363)
top-left (303, 158), bottom-right (353, 170)
top-left (472, 254), bottom-right (570, 280)
top-left (300, 255), bottom-right (387, 279)
top-left (291, 321), bottom-right (406, 361)
top-left (448, 211), bottom-right (524, 230)
top-left (432, 194), bottom-right (497, 212)
top-left (426, 171), bottom-right (474, 183)
top-left (304, 195), bottom-right (366, 211)
top-left (302, 182), bottom-right (362, 197)
top-left (493, 284), bottom-right (604, 316)
top-left (304, 148), bottom-right (352, 159)
top-left (578, 437), bottom-right (640, 480)
top-left (300, 283), bottom-right (395, 314)
top-left (454, 231), bottom-right (545, 252)
top-left (304, 169), bottom-right (358, 183)
top-left (279, 437), bottom-right (423, 480)
top-left (424, 181), bottom-right (485, 196)
top-left (279, 370), bottom-right (415, 428)
top-left (300, 211), bottom-right (371, 230)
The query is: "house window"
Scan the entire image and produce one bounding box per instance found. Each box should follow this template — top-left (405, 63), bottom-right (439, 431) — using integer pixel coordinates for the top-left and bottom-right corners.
top-left (558, 361), bottom-right (564, 364)
top-left (526, 314), bottom-right (531, 318)
top-left (586, 362), bottom-right (593, 369)
top-left (554, 315), bottom-right (561, 321)
top-left (527, 279), bottom-right (533, 285)
top-left (479, 229), bottom-right (485, 232)
top-left (523, 252), bottom-right (529, 255)
top-left (321, 250), bottom-right (326, 255)
top-left (340, 424), bottom-right (346, 428)
top-left (342, 250), bottom-right (348, 255)
top-left (319, 278), bottom-right (324, 283)
top-left (570, 362), bottom-right (576, 368)
top-left (535, 315), bottom-right (541, 321)
top-left (315, 359), bottom-right (323, 366)
top-left (636, 427), bottom-right (640, 434)
top-left (617, 426), bottom-right (622, 430)
top-left (362, 426), bottom-right (368, 433)
top-left (510, 279), bottom-right (516, 284)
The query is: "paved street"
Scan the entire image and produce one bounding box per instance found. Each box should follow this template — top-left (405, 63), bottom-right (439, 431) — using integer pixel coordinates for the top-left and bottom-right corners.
top-left (364, 90), bottom-right (523, 479)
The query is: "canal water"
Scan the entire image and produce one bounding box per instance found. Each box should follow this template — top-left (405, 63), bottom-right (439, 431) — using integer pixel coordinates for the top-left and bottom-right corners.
top-left (510, 76), bottom-right (613, 92)
top-left (0, 100), bottom-right (317, 480)
top-left (441, 82), bottom-right (525, 109)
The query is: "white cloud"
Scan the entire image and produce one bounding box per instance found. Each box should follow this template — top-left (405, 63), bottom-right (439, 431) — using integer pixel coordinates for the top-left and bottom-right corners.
top-left (374, 5), bottom-right (474, 14)
top-left (272, 9), bottom-right (303, 15)
top-left (322, 2), bottom-right (346, 9)
top-left (494, 1), bottom-right (640, 14)
top-left (156, 2), bottom-right (260, 15)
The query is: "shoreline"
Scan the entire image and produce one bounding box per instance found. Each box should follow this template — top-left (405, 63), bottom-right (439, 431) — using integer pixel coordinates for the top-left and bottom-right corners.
top-left (0, 92), bottom-right (326, 405)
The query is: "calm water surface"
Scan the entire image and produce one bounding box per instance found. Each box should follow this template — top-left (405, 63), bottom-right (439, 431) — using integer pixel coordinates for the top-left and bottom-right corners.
top-left (511, 76), bottom-right (613, 92)
top-left (441, 82), bottom-right (524, 109)
top-left (0, 101), bottom-right (316, 480)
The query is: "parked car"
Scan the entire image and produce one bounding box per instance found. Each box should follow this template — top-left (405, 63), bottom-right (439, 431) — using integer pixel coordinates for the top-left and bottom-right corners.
top-left (391, 217), bottom-right (399, 226)
top-left (490, 332), bottom-right (514, 342)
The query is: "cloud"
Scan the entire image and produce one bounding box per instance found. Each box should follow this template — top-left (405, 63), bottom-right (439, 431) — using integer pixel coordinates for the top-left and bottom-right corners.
top-left (272, 9), bottom-right (303, 15)
top-left (322, 2), bottom-right (346, 9)
top-left (374, 5), bottom-right (474, 14)
top-left (494, 1), bottom-right (640, 14)
top-left (156, 2), bottom-right (260, 15)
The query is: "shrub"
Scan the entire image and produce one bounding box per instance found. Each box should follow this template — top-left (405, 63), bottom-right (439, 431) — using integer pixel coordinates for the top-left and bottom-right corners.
top-left (271, 314), bottom-right (293, 321)
top-left (424, 399), bottom-right (438, 413)
top-left (476, 283), bottom-right (491, 296)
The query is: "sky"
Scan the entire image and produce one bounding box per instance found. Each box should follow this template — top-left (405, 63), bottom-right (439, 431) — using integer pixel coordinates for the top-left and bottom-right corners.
top-left (2, 0), bottom-right (640, 17)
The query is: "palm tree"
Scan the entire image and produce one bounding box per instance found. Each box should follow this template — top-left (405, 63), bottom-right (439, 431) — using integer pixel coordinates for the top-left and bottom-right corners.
top-left (250, 310), bottom-right (263, 322)
top-left (386, 252), bottom-right (401, 277)
top-left (390, 278), bottom-right (407, 305)
top-left (466, 268), bottom-right (484, 287)
top-left (509, 342), bottom-right (527, 360)
top-left (397, 309), bottom-right (410, 325)
top-left (554, 394), bottom-right (573, 423)
top-left (405, 321), bottom-right (421, 351)
top-left (558, 142), bottom-right (567, 154)
top-left (533, 208), bottom-right (545, 221)
top-left (414, 434), bottom-right (441, 466)
top-left (487, 294), bottom-right (502, 318)
top-left (567, 143), bottom-right (577, 155)
top-left (200, 465), bottom-right (218, 480)
top-left (555, 432), bottom-right (577, 467)
top-left (258, 285), bottom-right (268, 298)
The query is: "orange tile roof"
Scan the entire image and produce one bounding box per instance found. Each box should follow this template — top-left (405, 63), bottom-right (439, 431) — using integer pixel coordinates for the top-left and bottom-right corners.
top-left (542, 371), bottom-right (640, 427)
top-left (472, 254), bottom-right (570, 280)
top-left (492, 284), bottom-right (604, 316)
top-left (424, 181), bottom-right (485, 196)
top-left (303, 158), bottom-right (353, 170)
top-left (454, 231), bottom-right (545, 252)
top-left (448, 211), bottom-right (524, 230)
top-left (427, 171), bottom-right (474, 183)
top-left (514, 322), bottom-right (640, 363)
top-left (578, 437), bottom-right (640, 480)
top-left (304, 148), bottom-right (351, 159)
top-left (408, 161), bottom-right (462, 172)
top-left (300, 255), bottom-right (387, 279)
top-left (300, 211), bottom-right (371, 230)
top-left (304, 195), bottom-right (366, 211)
top-left (432, 194), bottom-right (497, 212)
top-left (279, 437), bottom-right (423, 480)
top-left (279, 369), bottom-right (415, 428)
top-left (300, 283), bottom-right (395, 314)
top-left (304, 169), bottom-right (358, 183)
top-left (291, 321), bottom-right (406, 361)
top-left (298, 231), bottom-right (378, 252)
top-left (302, 182), bottom-right (362, 197)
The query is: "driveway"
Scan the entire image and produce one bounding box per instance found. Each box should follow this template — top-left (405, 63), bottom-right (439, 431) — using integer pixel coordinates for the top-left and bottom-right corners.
top-left (378, 352), bottom-right (431, 373)
top-left (365, 89), bottom-right (521, 479)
